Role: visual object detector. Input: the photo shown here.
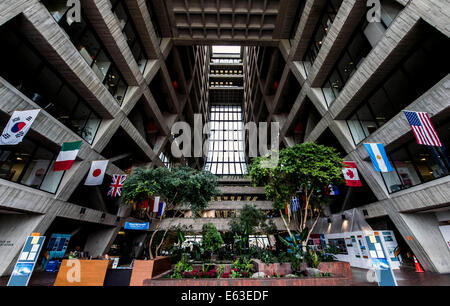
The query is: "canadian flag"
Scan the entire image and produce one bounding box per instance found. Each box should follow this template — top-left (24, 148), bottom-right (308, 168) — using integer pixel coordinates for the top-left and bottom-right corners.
top-left (342, 161), bottom-right (362, 187)
top-left (85, 160), bottom-right (109, 186)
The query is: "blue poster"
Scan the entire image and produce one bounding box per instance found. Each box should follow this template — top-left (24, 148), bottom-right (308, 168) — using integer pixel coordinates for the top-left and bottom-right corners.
top-left (365, 234), bottom-right (397, 286)
top-left (124, 222), bottom-right (150, 230)
top-left (8, 235), bottom-right (46, 286)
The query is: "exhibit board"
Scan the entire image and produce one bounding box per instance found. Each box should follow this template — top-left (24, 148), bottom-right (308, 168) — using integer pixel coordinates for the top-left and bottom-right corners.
top-left (379, 231), bottom-right (401, 269)
top-left (364, 231), bottom-right (397, 286)
top-left (323, 230), bottom-right (400, 270)
top-left (8, 235), bottom-right (46, 286)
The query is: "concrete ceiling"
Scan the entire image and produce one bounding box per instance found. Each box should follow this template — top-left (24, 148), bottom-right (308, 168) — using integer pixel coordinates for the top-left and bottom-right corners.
top-left (149, 0), bottom-right (302, 45)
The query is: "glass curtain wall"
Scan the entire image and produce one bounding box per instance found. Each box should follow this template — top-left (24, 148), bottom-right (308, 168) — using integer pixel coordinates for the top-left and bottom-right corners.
top-left (321, 0), bottom-right (403, 106)
top-left (381, 122), bottom-right (450, 193)
top-left (43, 0), bottom-right (128, 104)
top-left (111, 0), bottom-right (148, 72)
top-left (0, 135), bottom-right (64, 193)
top-left (0, 22), bottom-right (101, 144)
top-left (346, 24), bottom-right (450, 145)
top-left (205, 105), bottom-right (247, 176)
top-left (302, 0), bottom-right (343, 75)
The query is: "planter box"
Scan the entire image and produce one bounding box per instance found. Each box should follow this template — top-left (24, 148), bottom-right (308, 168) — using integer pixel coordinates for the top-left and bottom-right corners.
top-left (252, 259), bottom-right (292, 276)
top-left (144, 276), bottom-right (350, 286)
top-left (253, 260), bottom-right (352, 279)
top-left (318, 262), bottom-right (353, 280)
top-left (129, 257), bottom-right (172, 286)
top-left (53, 260), bottom-right (110, 286)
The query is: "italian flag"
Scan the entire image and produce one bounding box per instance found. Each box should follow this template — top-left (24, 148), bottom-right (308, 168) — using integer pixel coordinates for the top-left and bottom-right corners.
top-left (53, 141), bottom-right (82, 171)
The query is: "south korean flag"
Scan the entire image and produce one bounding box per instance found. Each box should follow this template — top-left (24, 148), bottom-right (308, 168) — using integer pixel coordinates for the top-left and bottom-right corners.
top-left (0, 109), bottom-right (40, 145)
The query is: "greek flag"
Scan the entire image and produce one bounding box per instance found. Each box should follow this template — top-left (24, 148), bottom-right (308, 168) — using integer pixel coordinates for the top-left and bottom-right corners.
top-left (291, 197), bottom-right (300, 212)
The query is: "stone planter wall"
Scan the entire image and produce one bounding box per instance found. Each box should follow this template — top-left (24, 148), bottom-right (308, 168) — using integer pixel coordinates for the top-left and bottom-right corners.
top-left (318, 262), bottom-right (353, 280)
top-left (144, 276), bottom-right (351, 286)
top-left (253, 260), bottom-right (352, 279)
top-left (252, 259), bottom-right (292, 275)
top-left (129, 257), bottom-right (172, 286)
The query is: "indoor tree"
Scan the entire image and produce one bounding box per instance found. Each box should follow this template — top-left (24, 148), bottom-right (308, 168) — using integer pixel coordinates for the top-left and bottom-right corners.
top-left (228, 204), bottom-right (276, 255)
top-left (121, 166), bottom-right (220, 259)
top-left (249, 142), bottom-right (344, 248)
top-left (201, 223), bottom-right (224, 259)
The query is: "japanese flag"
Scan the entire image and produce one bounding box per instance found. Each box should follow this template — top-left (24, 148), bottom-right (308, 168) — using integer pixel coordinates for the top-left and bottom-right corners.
top-left (342, 161), bottom-right (362, 187)
top-left (85, 160), bottom-right (109, 186)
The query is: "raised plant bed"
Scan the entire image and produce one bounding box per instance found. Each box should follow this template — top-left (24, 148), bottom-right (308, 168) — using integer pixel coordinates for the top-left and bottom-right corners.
top-left (129, 256), bottom-right (172, 286)
top-left (252, 259), bottom-right (292, 276)
top-left (144, 273), bottom-right (350, 286)
top-left (253, 260), bottom-right (352, 279)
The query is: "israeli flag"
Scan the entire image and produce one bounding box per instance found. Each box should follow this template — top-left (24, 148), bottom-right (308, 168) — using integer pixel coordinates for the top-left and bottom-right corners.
top-left (364, 143), bottom-right (394, 172)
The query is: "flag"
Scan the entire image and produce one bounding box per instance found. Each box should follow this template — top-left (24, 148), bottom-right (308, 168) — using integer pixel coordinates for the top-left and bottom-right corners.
top-left (107, 174), bottom-right (127, 197)
top-left (84, 160), bottom-right (109, 186)
top-left (403, 111), bottom-right (442, 147)
top-left (53, 141), bottom-right (82, 171)
top-left (324, 185), bottom-right (339, 196)
top-left (364, 143), bottom-right (393, 172)
top-left (0, 109), bottom-right (40, 145)
top-left (291, 197), bottom-right (300, 212)
top-left (284, 201), bottom-right (291, 216)
top-left (152, 196), bottom-right (160, 213)
top-left (158, 202), bottom-right (166, 217)
top-left (342, 161), bottom-right (362, 187)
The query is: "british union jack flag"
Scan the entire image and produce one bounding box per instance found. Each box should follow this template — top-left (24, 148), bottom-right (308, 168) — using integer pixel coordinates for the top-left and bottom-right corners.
top-left (107, 174), bottom-right (127, 197)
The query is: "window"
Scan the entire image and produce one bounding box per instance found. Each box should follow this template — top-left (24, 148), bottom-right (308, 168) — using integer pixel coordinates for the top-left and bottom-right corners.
top-left (0, 137), bottom-right (64, 194)
top-left (111, 0), bottom-right (148, 72)
top-left (302, 0), bottom-right (343, 75)
top-left (205, 105), bottom-right (247, 176)
top-left (381, 122), bottom-right (450, 194)
top-left (321, 0), bottom-right (402, 106)
top-left (42, 1), bottom-right (129, 105)
top-left (346, 23), bottom-right (450, 145)
top-left (0, 22), bottom-right (101, 144)
top-left (159, 152), bottom-right (170, 168)
top-left (145, 0), bottom-right (163, 45)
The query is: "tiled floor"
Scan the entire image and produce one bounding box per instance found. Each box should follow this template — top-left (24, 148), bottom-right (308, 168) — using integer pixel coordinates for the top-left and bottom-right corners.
top-left (351, 266), bottom-right (450, 286)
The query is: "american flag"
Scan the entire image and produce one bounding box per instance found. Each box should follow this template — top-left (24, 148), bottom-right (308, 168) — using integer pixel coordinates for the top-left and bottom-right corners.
top-left (403, 111), bottom-right (442, 147)
top-left (107, 174), bottom-right (127, 197)
top-left (291, 197), bottom-right (300, 212)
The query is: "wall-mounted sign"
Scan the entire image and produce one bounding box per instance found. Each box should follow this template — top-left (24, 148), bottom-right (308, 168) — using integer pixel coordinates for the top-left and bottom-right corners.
top-left (124, 222), bottom-right (149, 231)
top-left (8, 235), bottom-right (46, 286)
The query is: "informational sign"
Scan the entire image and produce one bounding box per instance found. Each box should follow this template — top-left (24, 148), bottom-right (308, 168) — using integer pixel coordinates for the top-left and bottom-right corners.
top-left (41, 234), bottom-right (71, 272)
top-left (124, 222), bottom-right (149, 230)
top-left (365, 232), bottom-right (397, 286)
top-left (8, 235), bottom-right (45, 286)
top-left (112, 257), bottom-right (120, 269)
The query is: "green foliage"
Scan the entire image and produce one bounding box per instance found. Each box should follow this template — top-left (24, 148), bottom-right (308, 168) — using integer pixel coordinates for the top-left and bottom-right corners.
top-left (304, 249), bottom-right (321, 269)
top-left (249, 143), bottom-right (344, 211)
top-left (216, 264), bottom-right (225, 278)
top-left (122, 166), bottom-right (220, 216)
top-left (279, 233), bottom-right (306, 272)
top-left (231, 257), bottom-right (253, 274)
top-left (228, 205), bottom-right (276, 255)
top-left (249, 247), bottom-right (277, 265)
top-left (201, 223), bottom-right (224, 254)
top-left (171, 254), bottom-right (192, 279)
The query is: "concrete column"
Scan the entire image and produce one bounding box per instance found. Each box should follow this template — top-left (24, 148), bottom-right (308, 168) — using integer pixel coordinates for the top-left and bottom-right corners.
top-left (386, 206), bottom-right (450, 273)
top-left (84, 226), bottom-right (120, 257)
top-left (0, 214), bottom-right (45, 276)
